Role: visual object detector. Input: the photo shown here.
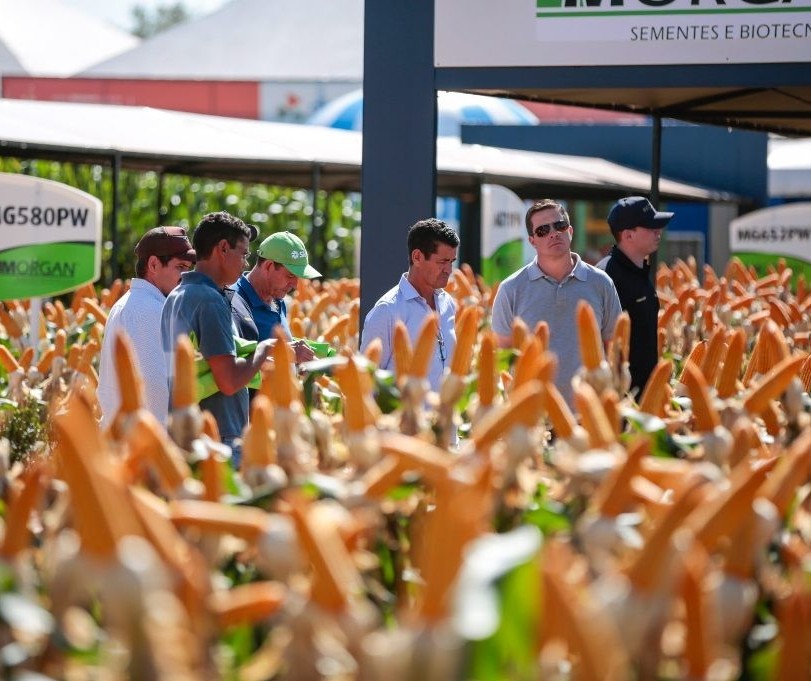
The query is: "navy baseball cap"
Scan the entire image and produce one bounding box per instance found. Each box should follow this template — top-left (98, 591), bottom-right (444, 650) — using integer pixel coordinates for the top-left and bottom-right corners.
top-left (608, 197), bottom-right (673, 231)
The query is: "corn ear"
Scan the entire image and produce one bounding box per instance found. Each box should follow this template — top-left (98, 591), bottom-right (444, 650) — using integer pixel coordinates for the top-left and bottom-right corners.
top-left (208, 581), bottom-right (286, 629)
top-left (392, 321), bottom-right (413, 380)
top-left (478, 330), bottom-right (497, 407)
top-left (743, 354), bottom-right (807, 415)
top-left (172, 335), bottom-right (197, 409)
top-left (471, 379), bottom-right (544, 451)
top-left (681, 361), bottom-right (720, 432)
top-left (716, 328), bottom-right (746, 398)
top-left (577, 300), bottom-right (604, 371)
top-left (542, 381), bottom-right (577, 439)
top-left (638, 359), bottom-right (672, 416)
top-left (114, 332), bottom-right (145, 414)
top-left (409, 313), bottom-right (438, 379)
top-left (450, 305), bottom-right (477, 376)
top-left (0, 345), bottom-right (19, 372)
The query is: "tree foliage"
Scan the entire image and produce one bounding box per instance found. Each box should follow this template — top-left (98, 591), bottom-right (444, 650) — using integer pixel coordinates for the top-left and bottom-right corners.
top-left (131, 2), bottom-right (192, 38)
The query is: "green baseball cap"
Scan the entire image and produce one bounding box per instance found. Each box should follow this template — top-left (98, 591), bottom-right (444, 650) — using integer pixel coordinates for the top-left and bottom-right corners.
top-left (257, 231), bottom-right (322, 279)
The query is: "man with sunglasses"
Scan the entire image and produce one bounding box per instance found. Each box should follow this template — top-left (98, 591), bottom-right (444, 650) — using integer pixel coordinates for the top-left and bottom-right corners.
top-left (98, 226), bottom-right (196, 428)
top-left (161, 211), bottom-right (273, 466)
top-left (491, 199), bottom-right (621, 406)
top-left (597, 196), bottom-right (673, 396)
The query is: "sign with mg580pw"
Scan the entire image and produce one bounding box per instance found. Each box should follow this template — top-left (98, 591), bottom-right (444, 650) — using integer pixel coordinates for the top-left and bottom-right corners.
top-left (730, 202), bottom-right (811, 277)
top-left (0, 173), bottom-right (102, 300)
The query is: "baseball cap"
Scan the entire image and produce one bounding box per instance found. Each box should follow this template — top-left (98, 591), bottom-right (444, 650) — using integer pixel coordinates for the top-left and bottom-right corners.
top-left (135, 226), bottom-right (196, 261)
top-left (607, 197), bottom-right (674, 232)
top-left (257, 232), bottom-right (322, 279)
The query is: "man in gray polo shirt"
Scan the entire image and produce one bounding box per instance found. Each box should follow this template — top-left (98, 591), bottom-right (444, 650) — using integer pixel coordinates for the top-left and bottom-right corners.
top-left (491, 198), bottom-right (621, 406)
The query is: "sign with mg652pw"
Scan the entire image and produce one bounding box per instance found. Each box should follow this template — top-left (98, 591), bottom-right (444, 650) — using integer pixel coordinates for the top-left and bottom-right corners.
top-left (0, 173), bottom-right (102, 300)
top-left (730, 202), bottom-right (811, 278)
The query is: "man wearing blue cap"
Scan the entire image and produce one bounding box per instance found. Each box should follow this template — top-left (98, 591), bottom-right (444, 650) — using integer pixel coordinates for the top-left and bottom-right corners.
top-left (598, 196), bottom-right (674, 396)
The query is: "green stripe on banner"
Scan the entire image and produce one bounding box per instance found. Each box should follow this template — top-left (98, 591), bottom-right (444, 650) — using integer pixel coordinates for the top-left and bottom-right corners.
top-left (0, 242), bottom-right (97, 299)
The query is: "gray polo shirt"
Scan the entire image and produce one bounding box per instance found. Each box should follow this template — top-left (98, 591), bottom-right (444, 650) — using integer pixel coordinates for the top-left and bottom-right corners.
top-left (491, 253), bottom-right (621, 405)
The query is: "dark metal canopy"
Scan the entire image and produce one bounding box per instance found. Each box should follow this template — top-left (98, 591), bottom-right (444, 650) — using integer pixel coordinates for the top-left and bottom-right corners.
top-left (435, 63), bottom-right (811, 138)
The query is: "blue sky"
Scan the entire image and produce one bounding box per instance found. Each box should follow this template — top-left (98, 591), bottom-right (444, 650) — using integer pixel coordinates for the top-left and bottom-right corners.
top-left (64, 0), bottom-right (230, 32)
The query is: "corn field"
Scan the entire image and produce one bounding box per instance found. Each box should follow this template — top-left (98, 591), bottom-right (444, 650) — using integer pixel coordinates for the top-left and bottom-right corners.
top-left (0, 256), bottom-right (809, 680)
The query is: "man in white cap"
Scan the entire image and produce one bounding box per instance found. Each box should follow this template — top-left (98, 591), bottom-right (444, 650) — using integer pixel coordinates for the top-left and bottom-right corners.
top-left (230, 230), bottom-right (321, 363)
top-left (597, 196), bottom-right (674, 396)
top-left (98, 226), bottom-right (196, 427)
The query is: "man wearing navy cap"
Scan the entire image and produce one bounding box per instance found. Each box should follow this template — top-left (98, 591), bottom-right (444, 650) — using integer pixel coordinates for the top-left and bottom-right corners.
top-left (99, 226), bottom-right (196, 428)
top-left (597, 196), bottom-right (674, 396)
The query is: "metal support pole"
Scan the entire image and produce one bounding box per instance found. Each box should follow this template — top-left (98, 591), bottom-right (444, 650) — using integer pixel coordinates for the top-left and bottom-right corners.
top-left (650, 115), bottom-right (662, 277)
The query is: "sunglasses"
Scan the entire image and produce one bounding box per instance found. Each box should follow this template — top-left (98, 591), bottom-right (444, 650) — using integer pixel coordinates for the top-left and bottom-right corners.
top-left (533, 220), bottom-right (570, 238)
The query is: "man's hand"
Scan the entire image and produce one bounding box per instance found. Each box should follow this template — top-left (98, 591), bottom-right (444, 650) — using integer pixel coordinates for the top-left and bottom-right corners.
top-left (290, 339), bottom-right (315, 364)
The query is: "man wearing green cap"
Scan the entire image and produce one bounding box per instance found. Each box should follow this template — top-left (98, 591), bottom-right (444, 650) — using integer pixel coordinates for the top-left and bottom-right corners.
top-left (230, 230), bottom-right (322, 363)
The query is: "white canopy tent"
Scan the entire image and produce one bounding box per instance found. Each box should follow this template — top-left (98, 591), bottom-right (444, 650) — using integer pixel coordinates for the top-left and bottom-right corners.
top-left (0, 0), bottom-right (138, 77)
top-left (0, 99), bottom-right (726, 201)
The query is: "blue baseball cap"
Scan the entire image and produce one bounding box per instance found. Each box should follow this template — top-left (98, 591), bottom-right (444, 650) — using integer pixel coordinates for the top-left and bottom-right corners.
top-left (608, 197), bottom-right (673, 231)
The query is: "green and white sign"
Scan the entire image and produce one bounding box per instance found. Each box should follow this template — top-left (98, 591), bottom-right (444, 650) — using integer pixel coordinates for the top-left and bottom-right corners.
top-left (435, 0), bottom-right (811, 67)
top-left (481, 184), bottom-right (528, 284)
top-left (0, 173), bottom-right (102, 300)
top-left (730, 202), bottom-right (811, 278)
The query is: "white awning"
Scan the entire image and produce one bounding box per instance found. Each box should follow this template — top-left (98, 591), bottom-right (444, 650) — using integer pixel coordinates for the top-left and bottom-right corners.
top-left (0, 99), bottom-right (730, 202)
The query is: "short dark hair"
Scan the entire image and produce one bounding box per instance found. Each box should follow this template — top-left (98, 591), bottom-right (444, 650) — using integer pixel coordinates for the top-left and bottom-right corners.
top-left (407, 218), bottom-right (459, 265)
top-left (191, 211), bottom-right (253, 260)
top-left (525, 199), bottom-right (570, 236)
top-left (135, 253), bottom-right (174, 279)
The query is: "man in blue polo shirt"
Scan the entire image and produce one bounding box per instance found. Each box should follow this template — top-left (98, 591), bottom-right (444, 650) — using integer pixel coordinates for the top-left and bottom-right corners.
top-left (230, 231), bottom-right (321, 364)
top-left (161, 211), bottom-right (273, 463)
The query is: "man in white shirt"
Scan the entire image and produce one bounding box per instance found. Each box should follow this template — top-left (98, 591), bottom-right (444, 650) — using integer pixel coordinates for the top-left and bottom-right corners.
top-left (360, 218), bottom-right (459, 392)
top-left (98, 226), bottom-right (196, 427)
